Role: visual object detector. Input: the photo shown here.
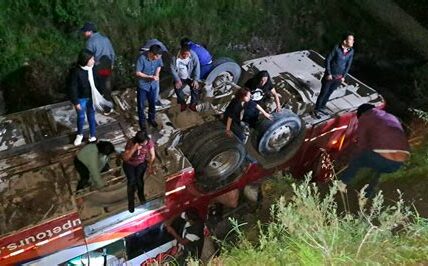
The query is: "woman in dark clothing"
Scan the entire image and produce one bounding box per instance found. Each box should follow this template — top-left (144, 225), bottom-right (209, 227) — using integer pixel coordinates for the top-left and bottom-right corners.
top-left (70, 49), bottom-right (112, 146)
top-left (244, 70), bottom-right (282, 127)
top-left (122, 131), bottom-right (156, 213)
top-left (224, 88), bottom-right (271, 142)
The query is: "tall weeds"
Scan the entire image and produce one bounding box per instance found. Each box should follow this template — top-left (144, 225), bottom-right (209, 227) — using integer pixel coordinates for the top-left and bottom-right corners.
top-left (216, 177), bottom-right (428, 265)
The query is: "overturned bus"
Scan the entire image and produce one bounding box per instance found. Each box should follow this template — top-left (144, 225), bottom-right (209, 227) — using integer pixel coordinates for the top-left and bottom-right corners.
top-left (0, 50), bottom-right (383, 265)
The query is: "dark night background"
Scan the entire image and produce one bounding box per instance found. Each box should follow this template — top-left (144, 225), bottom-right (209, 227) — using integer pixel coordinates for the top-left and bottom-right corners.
top-left (1, 0), bottom-right (428, 117)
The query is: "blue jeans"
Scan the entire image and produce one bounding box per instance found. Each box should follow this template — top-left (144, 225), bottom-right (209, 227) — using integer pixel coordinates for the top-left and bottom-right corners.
top-left (315, 77), bottom-right (342, 110)
top-left (175, 79), bottom-right (199, 105)
top-left (200, 64), bottom-right (213, 80)
top-left (340, 150), bottom-right (403, 197)
top-left (76, 98), bottom-right (96, 137)
top-left (137, 86), bottom-right (157, 129)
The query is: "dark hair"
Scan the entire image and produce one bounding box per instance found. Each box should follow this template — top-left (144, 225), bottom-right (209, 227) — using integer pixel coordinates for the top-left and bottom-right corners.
top-left (97, 141), bottom-right (115, 155)
top-left (342, 32), bottom-right (354, 42)
top-left (357, 103), bottom-right (375, 118)
top-left (133, 130), bottom-right (150, 144)
top-left (180, 43), bottom-right (191, 53)
top-left (149, 44), bottom-right (163, 55)
top-left (256, 70), bottom-right (270, 80)
top-left (185, 208), bottom-right (201, 222)
top-left (77, 49), bottom-right (94, 66)
top-left (180, 37), bottom-right (191, 47)
top-left (235, 88), bottom-right (250, 101)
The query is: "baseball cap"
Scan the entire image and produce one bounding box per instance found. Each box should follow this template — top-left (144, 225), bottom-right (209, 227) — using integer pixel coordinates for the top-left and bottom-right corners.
top-left (80, 22), bottom-right (97, 32)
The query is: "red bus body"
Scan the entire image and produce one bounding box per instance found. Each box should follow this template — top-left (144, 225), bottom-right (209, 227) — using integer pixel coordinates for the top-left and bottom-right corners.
top-left (0, 50), bottom-right (384, 265)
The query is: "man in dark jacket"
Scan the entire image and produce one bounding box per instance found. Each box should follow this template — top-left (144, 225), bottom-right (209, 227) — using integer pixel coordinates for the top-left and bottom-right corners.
top-left (81, 22), bottom-right (116, 115)
top-left (314, 33), bottom-right (354, 117)
top-left (340, 104), bottom-right (410, 197)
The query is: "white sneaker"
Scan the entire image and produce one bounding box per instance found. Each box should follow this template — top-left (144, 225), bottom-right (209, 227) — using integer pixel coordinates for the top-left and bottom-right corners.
top-left (88, 136), bottom-right (97, 143)
top-left (74, 134), bottom-right (83, 146)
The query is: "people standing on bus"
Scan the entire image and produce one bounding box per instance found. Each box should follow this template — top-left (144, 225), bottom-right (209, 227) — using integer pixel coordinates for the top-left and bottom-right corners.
top-left (165, 208), bottom-right (205, 262)
top-left (180, 38), bottom-right (213, 79)
top-left (74, 141), bottom-right (116, 191)
top-left (135, 44), bottom-right (163, 129)
top-left (122, 131), bottom-right (156, 213)
top-left (139, 39), bottom-right (169, 106)
top-left (340, 104), bottom-right (410, 197)
top-left (243, 70), bottom-right (281, 127)
top-left (314, 33), bottom-right (355, 117)
top-left (224, 88), bottom-right (271, 142)
top-left (80, 22), bottom-right (116, 115)
top-left (171, 44), bottom-right (201, 112)
top-left (70, 49), bottom-right (113, 146)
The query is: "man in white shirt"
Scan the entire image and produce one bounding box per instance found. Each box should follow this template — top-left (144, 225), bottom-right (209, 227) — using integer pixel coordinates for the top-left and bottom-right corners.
top-left (170, 44), bottom-right (201, 112)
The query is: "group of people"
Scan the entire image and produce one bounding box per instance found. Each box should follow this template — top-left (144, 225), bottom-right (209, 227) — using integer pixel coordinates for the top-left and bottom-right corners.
top-left (72, 24), bottom-right (409, 224)
top-left (70, 21), bottom-right (216, 144)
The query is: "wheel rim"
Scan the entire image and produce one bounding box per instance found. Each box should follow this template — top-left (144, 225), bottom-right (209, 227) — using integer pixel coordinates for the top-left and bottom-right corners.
top-left (205, 150), bottom-right (241, 177)
top-left (212, 72), bottom-right (234, 98)
top-left (266, 125), bottom-right (293, 152)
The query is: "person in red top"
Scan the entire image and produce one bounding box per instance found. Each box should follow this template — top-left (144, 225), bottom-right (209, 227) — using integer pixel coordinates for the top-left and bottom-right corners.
top-left (122, 131), bottom-right (156, 212)
top-left (340, 104), bottom-right (410, 197)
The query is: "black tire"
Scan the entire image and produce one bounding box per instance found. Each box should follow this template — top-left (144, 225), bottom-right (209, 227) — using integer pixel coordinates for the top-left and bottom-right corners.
top-left (180, 122), bottom-right (247, 193)
top-left (254, 109), bottom-right (305, 159)
top-left (204, 58), bottom-right (241, 98)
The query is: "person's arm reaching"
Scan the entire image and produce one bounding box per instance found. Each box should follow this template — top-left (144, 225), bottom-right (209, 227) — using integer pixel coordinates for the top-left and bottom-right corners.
top-left (225, 117), bottom-right (233, 138)
top-left (147, 144), bottom-right (156, 175)
top-left (271, 88), bottom-right (282, 112)
top-left (256, 104), bottom-right (273, 120)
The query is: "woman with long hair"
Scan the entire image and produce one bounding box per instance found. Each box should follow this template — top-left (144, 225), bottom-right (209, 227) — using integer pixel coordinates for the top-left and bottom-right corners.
top-left (122, 130), bottom-right (156, 213)
top-left (69, 49), bottom-right (113, 146)
top-left (243, 70), bottom-right (281, 127)
top-left (224, 88), bottom-right (271, 142)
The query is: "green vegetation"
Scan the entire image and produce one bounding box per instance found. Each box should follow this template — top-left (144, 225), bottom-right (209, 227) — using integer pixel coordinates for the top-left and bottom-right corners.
top-left (1, 0), bottom-right (428, 113)
top-left (205, 177), bottom-right (428, 265)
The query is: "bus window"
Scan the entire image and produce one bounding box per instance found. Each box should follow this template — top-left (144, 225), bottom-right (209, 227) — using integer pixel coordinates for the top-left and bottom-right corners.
top-left (125, 218), bottom-right (185, 260)
top-left (59, 239), bottom-right (126, 266)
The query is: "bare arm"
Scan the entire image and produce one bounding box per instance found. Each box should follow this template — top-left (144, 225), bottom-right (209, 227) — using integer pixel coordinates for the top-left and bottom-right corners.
top-left (225, 117), bottom-right (234, 137)
top-left (154, 66), bottom-right (161, 80)
top-left (122, 141), bottom-right (138, 162)
top-left (256, 104), bottom-right (272, 120)
top-left (147, 146), bottom-right (156, 175)
top-left (271, 88), bottom-right (281, 112)
top-left (136, 71), bottom-right (154, 79)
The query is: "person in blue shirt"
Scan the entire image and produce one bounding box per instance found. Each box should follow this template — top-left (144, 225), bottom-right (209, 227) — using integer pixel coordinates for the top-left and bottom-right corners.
top-left (180, 38), bottom-right (213, 79)
top-left (314, 33), bottom-right (355, 117)
top-left (80, 22), bottom-right (116, 115)
top-left (135, 45), bottom-right (163, 129)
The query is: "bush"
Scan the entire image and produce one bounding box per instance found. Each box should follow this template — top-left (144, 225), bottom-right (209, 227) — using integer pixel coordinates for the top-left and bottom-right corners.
top-left (214, 176), bottom-right (428, 265)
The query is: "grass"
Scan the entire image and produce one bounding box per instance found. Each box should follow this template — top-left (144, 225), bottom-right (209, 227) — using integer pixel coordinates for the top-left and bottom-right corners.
top-left (3, 0), bottom-right (426, 113)
top-left (200, 176), bottom-right (428, 265)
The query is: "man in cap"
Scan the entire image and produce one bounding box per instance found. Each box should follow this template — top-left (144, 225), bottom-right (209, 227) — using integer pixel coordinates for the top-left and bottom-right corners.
top-left (80, 22), bottom-right (116, 115)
